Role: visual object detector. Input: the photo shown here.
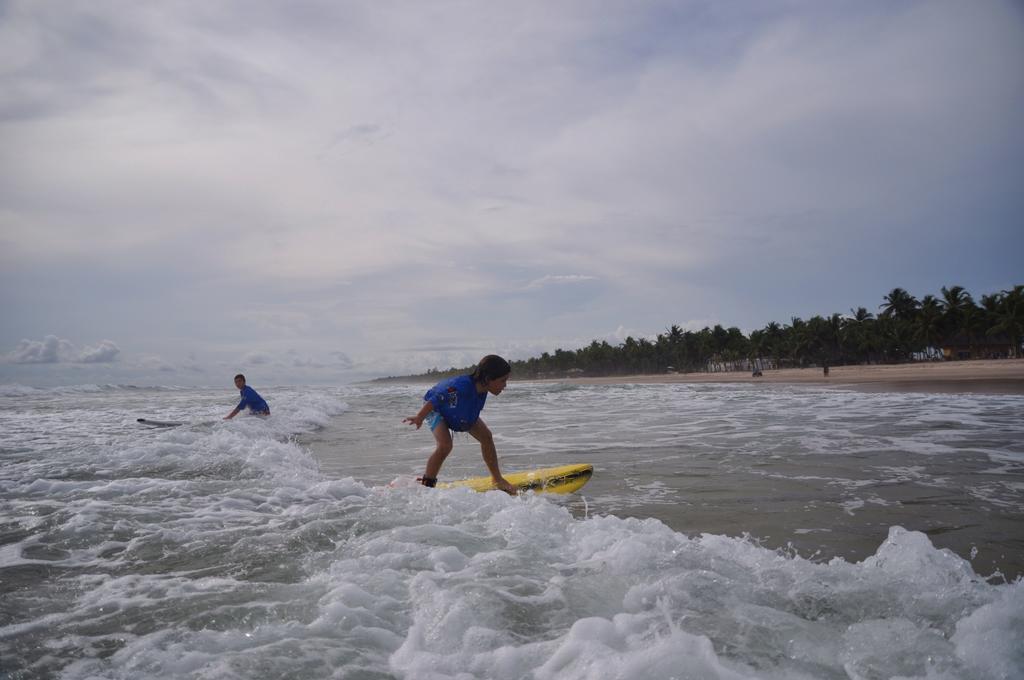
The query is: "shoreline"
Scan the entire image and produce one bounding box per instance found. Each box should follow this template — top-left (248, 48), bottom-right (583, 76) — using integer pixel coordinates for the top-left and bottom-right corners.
top-left (526, 359), bottom-right (1024, 394)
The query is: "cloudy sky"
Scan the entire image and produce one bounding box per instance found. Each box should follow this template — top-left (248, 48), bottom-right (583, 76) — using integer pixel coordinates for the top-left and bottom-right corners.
top-left (2, 1), bottom-right (1022, 386)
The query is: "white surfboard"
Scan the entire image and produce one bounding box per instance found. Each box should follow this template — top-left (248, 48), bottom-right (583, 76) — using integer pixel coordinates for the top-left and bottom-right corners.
top-left (137, 418), bottom-right (185, 428)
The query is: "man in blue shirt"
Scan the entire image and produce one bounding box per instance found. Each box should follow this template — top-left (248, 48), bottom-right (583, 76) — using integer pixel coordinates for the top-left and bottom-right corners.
top-left (224, 374), bottom-right (270, 419)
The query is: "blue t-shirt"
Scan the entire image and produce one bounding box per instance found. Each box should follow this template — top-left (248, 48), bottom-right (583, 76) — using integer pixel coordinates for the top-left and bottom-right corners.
top-left (237, 385), bottom-right (270, 414)
top-left (424, 375), bottom-right (486, 432)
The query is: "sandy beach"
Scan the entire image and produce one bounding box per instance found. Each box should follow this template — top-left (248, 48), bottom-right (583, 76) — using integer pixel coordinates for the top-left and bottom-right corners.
top-left (536, 358), bottom-right (1024, 394)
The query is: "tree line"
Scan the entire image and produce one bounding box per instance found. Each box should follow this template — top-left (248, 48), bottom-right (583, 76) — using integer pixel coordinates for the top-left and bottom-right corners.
top-left (379, 284), bottom-right (1023, 381)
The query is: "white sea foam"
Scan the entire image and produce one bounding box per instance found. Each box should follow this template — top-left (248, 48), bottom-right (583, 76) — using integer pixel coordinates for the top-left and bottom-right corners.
top-left (0, 383), bottom-right (43, 396)
top-left (1, 384), bottom-right (1022, 678)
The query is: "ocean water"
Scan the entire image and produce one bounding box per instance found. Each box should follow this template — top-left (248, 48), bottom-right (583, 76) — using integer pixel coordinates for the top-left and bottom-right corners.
top-left (1, 381), bottom-right (1022, 680)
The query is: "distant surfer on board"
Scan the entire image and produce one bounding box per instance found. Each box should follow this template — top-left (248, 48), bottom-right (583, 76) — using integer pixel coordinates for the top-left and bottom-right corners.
top-left (224, 374), bottom-right (270, 420)
top-left (403, 355), bottom-right (516, 495)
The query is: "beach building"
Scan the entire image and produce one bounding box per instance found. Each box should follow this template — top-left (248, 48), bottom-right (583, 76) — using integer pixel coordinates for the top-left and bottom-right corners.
top-left (940, 334), bottom-right (1014, 360)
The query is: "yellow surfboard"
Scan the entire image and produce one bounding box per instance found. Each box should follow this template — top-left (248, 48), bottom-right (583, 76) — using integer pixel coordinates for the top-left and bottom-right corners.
top-left (439, 463), bottom-right (593, 494)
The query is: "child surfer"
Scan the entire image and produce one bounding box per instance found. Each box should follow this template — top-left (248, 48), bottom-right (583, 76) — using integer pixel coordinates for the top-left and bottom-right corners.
top-left (224, 374), bottom-right (270, 419)
top-left (404, 355), bottom-right (516, 495)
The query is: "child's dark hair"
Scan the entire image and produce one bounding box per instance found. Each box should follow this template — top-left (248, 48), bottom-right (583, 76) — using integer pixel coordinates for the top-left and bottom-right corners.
top-left (471, 355), bottom-right (511, 384)
top-left (234, 373), bottom-right (246, 383)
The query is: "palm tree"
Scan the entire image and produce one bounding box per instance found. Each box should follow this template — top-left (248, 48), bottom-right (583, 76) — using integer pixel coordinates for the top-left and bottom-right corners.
top-left (879, 289), bottom-right (920, 361)
top-left (723, 327), bottom-right (749, 363)
top-left (979, 293), bottom-right (1004, 355)
top-left (880, 288), bottom-right (920, 321)
top-left (622, 336), bottom-right (641, 373)
top-left (916, 295), bottom-right (944, 357)
top-left (748, 329), bottom-right (766, 369)
top-left (826, 313), bottom-right (844, 364)
top-left (806, 316), bottom-right (831, 365)
top-left (873, 315), bottom-right (910, 362)
top-left (764, 321), bottom-right (784, 369)
top-left (842, 309), bottom-right (866, 364)
top-left (989, 285), bottom-right (1024, 358)
top-left (850, 307), bottom-right (874, 323)
top-left (940, 285), bottom-right (977, 355)
top-left (694, 328), bottom-right (714, 370)
top-left (940, 285), bottom-right (973, 323)
top-left (785, 317), bottom-right (811, 366)
top-left (710, 325), bottom-right (730, 357)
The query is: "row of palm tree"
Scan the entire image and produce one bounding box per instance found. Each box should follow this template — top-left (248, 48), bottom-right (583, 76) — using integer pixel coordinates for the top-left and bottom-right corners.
top-left (387, 284), bottom-right (1023, 381)
top-left (516, 285), bottom-right (1023, 378)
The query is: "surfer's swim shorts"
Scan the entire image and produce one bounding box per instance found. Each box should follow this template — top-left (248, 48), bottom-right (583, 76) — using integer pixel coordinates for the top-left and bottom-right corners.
top-left (425, 411), bottom-right (445, 431)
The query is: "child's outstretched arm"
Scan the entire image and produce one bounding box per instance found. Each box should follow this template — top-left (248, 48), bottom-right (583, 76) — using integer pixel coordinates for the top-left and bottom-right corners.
top-left (403, 401), bottom-right (434, 429)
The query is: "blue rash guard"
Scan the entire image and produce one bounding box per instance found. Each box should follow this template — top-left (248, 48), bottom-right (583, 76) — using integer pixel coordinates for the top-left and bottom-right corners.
top-left (237, 385), bottom-right (270, 414)
top-left (423, 375), bottom-right (486, 432)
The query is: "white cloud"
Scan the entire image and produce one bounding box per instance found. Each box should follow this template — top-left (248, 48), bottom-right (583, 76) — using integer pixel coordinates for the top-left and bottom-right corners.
top-left (4, 335), bottom-right (120, 364)
top-left (78, 340), bottom-right (121, 363)
top-left (330, 351), bottom-right (354, 370)
top-left (242, 352), bottom-right (271, 366)
top-left (525, 274), bottom-right (598, 291)
top-left (5, 335), bottom-right (74, 363)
